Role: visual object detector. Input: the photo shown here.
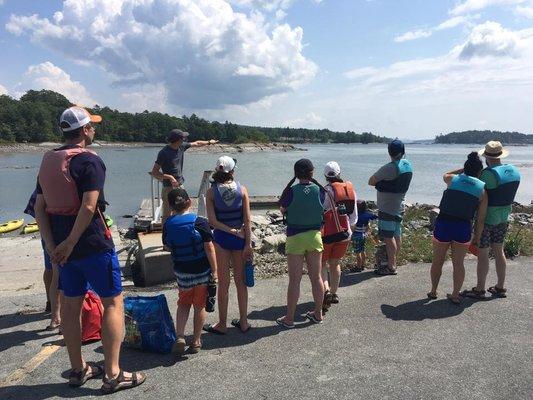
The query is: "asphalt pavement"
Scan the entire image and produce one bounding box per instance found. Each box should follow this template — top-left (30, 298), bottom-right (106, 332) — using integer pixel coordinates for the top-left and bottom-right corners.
top-left (0, 257), bottom-right (532, 400)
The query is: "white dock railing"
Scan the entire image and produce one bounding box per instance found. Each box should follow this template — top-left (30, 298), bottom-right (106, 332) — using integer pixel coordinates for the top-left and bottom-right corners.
top-left (148, 172), bottom-right (162, 223)
top-left (197, 170), bottom-right (213, 218)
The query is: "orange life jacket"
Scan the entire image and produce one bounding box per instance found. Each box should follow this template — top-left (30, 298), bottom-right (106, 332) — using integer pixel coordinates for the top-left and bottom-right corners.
top-left (321, 182), bottom-right (356, 244)
top-left (330, 181), bottom-right (356, 214)
top-left (38, 147), bottom-right (96, 215)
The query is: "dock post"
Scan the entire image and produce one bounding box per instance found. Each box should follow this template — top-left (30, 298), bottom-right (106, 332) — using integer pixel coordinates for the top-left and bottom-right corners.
top-left (197, 170), bottom-right (213, 218)
top-left (150, 174), bottom-right (155, 220)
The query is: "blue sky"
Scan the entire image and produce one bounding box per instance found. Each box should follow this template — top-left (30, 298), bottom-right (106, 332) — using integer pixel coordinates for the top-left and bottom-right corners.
top-left (1, 0), bottom-right (532, 138)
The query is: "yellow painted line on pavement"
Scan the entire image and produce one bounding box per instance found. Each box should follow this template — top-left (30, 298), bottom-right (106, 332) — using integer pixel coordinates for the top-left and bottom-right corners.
top-left (0, 344), bottom-right (61, 388)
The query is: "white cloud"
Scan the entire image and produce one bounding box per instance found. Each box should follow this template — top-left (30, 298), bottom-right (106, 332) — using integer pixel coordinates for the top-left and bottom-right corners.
top-left (394, 15), bottom-right (474, 43)
top-left (6, 0), bottom-right (317, 109)
top-left (394, 29), bottom-right (432, 43)
top-left (119, 84), bottom-right (170, 113)
top-left (229, 0), bottom-right (322, 12)
top-left (20, 62), bottom-right (96, 106)
top-left (345, 22), bottom-right (533, 105)
top-left (436, 15), bottom-right (470, 30)
top-left (459, 21), bottom-right (522, 59)
top-left (286, 112), bottom-right (324, 128)
top-left (0, 84), bottom-right (8, 95)
top-left (343, 66), bottom-right (378, 79)
top-left (229, 0), bottom-right (293, 11)
top-left (451, 0), bottom-right (529, 15)
top-left (516, 4), bottom-right (533, 17)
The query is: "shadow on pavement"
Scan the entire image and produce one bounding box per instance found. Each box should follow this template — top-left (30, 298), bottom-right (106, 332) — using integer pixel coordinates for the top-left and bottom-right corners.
top-left (91, 345), bottom-right (177, 370)
top-left (380, 297), bottom-right (480, 321)
top-left (0, 311), bottom-right (49, 330)
top-left (0, 329), bottom-right (58, 352)
top-left (0, 383), bottom-right (96, 399)
top-left (198, 302), bottom-right (317, 350)
top-left (339, 270), bottom-right (378, 288)
top-left (248, 301), bottom-right (315, 322)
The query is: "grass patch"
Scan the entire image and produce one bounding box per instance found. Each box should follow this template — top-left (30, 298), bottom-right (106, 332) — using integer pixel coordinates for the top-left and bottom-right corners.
top-left (505, 225), bottom-right (533, 258)
top-left (340, 208), bottom-right (533, 268)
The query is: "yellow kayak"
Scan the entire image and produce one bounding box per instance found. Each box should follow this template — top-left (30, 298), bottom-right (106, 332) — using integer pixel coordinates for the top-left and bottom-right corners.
top-left (22, 221), bottom-right (39, 235)
top-left (0, 219), bottom-right (24, 234)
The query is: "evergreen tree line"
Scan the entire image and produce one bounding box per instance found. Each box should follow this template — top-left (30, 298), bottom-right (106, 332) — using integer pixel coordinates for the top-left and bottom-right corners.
top-left (435, 130), bottom-right (533, 145)
top-left (0, 90), bottom-right (389, 144)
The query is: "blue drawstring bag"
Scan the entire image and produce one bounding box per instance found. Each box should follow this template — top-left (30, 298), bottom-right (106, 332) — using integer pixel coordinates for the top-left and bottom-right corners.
top-left (124, 294), bottom-right (176, 354)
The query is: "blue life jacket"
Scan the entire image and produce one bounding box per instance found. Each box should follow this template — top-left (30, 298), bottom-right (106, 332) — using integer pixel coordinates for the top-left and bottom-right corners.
top-left (213, 182), bottom-right (243, 229)
top-left (484, 165), bottom-right (520, 207)
top-left (375, 159), bottom-right (413, 194)
top-left (438, 174), bottom-right (485, 221)
top-left (164, 213), bottom-right (206, 264)
top-left (286, 183), bottom-right (323, 230)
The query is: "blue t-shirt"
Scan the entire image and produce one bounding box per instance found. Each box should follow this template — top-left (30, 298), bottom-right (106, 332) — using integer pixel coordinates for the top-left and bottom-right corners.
top-left (279, 183), bottom-right (325, 237)
top-left (35, 145), bottom-right (113, 261)
top-left (353, 211), bottom-right (377, 237)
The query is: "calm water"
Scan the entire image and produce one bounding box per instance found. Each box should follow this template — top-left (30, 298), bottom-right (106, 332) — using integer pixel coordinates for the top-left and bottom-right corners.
top-left (1, 143), bottom-right (532, 227)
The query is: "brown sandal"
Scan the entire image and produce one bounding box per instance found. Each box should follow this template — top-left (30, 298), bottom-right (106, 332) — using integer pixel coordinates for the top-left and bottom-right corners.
top-left (68, 363), bottom-right (104, 387)
top-left (188, 343), bottom-right (202, 354)
top-left (101, 370), bottom-right (146, 394)
top-left (446, 294), bottom-right (461, 305)
top-left (427, 292), bottom-right (437, 300)
top-left (171, 336), bottom-right (186, 356)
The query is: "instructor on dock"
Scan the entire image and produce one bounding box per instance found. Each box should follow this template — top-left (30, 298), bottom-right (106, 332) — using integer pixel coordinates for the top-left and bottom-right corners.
top-left (151, 129), bottom-right (218, 224)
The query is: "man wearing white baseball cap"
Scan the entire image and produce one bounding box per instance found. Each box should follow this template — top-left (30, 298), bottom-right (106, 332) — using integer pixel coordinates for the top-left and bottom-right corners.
top-left (462, 141), bottom-right (521, 300)
top-left (35, 106), bottom-right (146, 393)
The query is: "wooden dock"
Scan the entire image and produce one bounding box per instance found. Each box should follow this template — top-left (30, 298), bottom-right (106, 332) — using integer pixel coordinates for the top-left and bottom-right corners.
top-left (131, 171), bottom-right (280, 286)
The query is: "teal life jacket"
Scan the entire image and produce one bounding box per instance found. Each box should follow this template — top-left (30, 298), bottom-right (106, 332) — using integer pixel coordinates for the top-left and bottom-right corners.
top-left (286, 183), bottom-right (323, 230)
top-left (438, 174), bottom-right (485, 221)
top-left (375, 159), bottom-right (413, 194)
top-left (484, 164), bottom-right (520, 207)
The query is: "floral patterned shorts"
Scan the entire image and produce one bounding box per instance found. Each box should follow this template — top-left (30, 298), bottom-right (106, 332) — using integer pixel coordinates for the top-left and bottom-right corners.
top-left (479, 223), bottom-right (508, 249)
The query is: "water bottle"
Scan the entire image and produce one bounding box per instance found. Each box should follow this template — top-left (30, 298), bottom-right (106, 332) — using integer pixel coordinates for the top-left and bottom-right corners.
top-left (205, 278), bottom-right (217, 313)
top-left (245, 260), bottom-right (255, 288)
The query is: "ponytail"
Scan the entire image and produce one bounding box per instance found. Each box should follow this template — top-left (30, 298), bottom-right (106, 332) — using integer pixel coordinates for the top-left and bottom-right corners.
top-left (279, 177), bottom-right (297, 206)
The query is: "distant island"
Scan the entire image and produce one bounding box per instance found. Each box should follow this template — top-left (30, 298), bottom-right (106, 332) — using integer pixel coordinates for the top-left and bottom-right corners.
top-left (435, 130), bottom-right (533, 145)
top-left (0, 90), bottom-right (389, 145)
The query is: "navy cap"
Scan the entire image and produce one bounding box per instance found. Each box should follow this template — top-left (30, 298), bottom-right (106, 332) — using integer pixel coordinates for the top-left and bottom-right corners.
top-left (167, 129), bottom-right (189, 143)
top-left (388, 139), bottom-right (405, 157)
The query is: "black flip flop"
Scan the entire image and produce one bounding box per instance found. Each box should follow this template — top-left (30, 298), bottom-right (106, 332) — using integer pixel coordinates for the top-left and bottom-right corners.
top-left (231, 319), bottom-right (252, 333)
top-left (202, 324), bottom-right (226, 335)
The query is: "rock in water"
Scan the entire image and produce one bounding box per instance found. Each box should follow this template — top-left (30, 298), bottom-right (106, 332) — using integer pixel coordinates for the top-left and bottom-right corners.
top-left (260, 234), bottom-right (287, 254)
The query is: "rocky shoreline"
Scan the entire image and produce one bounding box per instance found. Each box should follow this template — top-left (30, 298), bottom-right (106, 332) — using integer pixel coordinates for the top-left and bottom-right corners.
top-left (0, 141), bottom-right (304, 154)
top-left (224, 202), bottom-right (533, 278)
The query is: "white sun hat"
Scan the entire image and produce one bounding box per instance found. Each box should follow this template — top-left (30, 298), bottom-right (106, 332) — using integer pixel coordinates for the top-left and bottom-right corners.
top-left (478, 140), bottom-right (509, 159)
